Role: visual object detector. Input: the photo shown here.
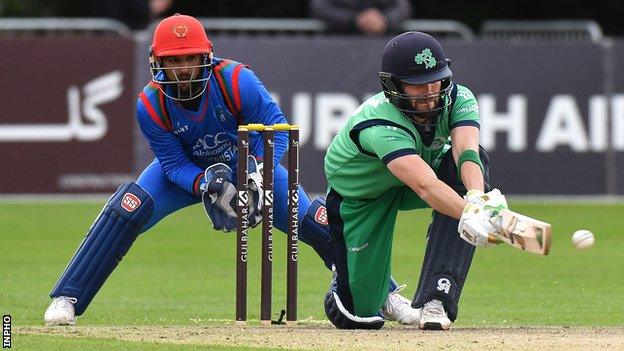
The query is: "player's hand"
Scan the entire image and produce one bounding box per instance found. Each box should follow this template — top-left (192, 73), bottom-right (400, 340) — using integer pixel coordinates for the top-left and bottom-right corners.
top-left (201, 158), bottom-right (264, 232)
top-left (465, 188), bottom-right (507, 211)
top-left (201, 163), bottom-right (237, 232)
top-left (457, 203), bottom-right (502, 247)
top-left (465, 188), bottom-right (509, 234)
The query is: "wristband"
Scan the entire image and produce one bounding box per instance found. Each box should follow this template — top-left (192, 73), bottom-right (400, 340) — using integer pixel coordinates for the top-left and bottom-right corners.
top-left (193, 172), bottom-right (205, 196)
top-left (457, 149), bottom-right (483, 181)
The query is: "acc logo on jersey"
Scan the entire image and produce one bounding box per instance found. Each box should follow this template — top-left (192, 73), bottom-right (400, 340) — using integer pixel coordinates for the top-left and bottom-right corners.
top-left (194, 132), bottom-right (228, 150)
top-left (121, 193), bottom-right (141, 212)
top-left (315, 206), bottom-right (328, 225)
top-left (172, 24), bottom-right (188, 38)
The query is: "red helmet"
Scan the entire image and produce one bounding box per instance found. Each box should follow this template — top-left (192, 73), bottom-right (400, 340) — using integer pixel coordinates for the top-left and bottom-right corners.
top-left (149, 14), bottom-right (214, 101)
top-left (151, 13), bottom-right (212, 57)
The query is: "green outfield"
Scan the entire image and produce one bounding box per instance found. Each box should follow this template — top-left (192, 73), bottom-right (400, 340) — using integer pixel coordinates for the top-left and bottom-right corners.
top-left (2, 201), bottom-right (623, 350)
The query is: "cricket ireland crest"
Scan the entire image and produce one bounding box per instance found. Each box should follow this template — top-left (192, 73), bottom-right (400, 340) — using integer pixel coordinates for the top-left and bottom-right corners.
top-left (415, 48), bottom-right (437, 69)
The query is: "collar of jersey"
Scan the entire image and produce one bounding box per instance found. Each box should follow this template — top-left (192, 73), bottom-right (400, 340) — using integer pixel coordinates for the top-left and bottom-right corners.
top-left (173, 81), bottom-right (210, 122)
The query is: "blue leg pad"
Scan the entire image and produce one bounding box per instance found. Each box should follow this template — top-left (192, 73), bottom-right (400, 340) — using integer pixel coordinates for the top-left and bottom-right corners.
top-left (50, 182), bottom-right (154, 316)
top-left (300, 196), bottom-right (335, 269)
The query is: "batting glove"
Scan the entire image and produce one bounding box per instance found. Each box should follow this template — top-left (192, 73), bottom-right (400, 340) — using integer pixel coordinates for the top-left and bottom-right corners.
top-left (458, 203), bottom-right (503, 247)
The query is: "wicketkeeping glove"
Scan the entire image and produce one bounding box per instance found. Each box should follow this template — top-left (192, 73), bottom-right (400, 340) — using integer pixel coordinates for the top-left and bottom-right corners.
top-left (201, 157), bottom-right (264, 233)
top-left (201, 163), bottom-right (237, 232)
top-left (245, 155), bottom-right (263, 229)
top-left (457, 202), bottom-right (503, 247)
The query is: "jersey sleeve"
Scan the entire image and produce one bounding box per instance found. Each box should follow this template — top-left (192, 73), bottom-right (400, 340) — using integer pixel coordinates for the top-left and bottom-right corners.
top-left (237, 67), bottom-right (288, 164)
top-left (136, 100), bottom-right (204, 195)
top-left (359, 125), bottom-right (419, 165)
top-left (449, 85), bottom-right (480, 129)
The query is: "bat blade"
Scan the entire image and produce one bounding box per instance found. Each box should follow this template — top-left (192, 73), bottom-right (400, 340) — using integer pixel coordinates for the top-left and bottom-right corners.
top-left (494, 209), bottom-right (552, 256)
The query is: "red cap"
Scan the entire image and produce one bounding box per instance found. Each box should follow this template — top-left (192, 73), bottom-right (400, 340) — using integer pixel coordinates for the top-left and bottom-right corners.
top-left (151, 14), bottom-right (212, 57)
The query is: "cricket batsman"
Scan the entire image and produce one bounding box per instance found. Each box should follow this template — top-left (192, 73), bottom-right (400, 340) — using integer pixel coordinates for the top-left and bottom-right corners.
top-left (44, 14), bottom-right (418, 326)
top-left (323, 31), bottom-right (508, 330)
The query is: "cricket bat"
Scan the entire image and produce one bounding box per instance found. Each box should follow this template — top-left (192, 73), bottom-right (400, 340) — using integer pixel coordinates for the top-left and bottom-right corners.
top-left (492, 209), bottom-right (552, 256)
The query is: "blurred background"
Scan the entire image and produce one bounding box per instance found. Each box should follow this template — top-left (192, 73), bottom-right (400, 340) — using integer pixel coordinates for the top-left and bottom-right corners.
top-left (2, 0), bottom-right (624, 197)
top-left (2, 0), bottom-right (623, 34)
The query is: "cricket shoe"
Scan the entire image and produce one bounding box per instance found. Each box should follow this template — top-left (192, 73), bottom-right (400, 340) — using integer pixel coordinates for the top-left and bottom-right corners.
top-left (381, 284), bottom-right (421, 325)
top-left (418, 299), bottom-right (451, 330)
top-left (44, 296), bottom-right (77, 326)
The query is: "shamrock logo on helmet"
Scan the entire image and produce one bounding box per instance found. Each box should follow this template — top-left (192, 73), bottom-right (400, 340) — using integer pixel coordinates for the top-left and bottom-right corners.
top-left (415, 48), bottom-right (437, 69)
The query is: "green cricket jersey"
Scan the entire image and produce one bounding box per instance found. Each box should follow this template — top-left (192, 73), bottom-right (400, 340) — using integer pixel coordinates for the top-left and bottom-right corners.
top-left (324, 83), bottom-right (479, 201)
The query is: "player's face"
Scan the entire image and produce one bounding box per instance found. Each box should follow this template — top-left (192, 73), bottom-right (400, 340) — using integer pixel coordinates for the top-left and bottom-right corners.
top-left (160, 54), bottom-right (203, 91)
top-left (403, 81), bottom-right (442, 110)
top-left (402, 81), bottom-right (442, 124)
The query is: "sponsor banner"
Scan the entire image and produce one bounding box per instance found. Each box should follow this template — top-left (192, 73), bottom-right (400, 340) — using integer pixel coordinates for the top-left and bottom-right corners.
top-left (613, 41), bottom-right (624, 195)
top-left (0, 38), bottom-right (134, 193)
top-left (207, 37), bottom-right (622, 195)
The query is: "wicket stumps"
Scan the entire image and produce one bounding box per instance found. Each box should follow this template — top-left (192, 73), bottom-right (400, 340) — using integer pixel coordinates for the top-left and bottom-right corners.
top-left (236, 123), bottom-right (299, 326)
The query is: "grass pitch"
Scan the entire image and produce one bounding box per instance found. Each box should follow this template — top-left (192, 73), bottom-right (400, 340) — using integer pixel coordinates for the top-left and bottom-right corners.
top-left (2, 201), bottom-right (623, 349)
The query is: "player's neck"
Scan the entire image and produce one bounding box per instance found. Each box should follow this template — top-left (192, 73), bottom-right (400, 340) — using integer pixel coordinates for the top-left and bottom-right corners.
top-left (179, 94), bottom-right (202, 111)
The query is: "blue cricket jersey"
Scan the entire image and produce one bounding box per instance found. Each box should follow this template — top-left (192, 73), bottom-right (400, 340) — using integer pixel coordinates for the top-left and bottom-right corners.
top-left (136, 57), bottom-right (288, 195)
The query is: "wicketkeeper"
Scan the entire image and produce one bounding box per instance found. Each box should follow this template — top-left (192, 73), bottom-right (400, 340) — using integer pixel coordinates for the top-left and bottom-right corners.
top-left (323, 31), bottom-right (508, 330)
